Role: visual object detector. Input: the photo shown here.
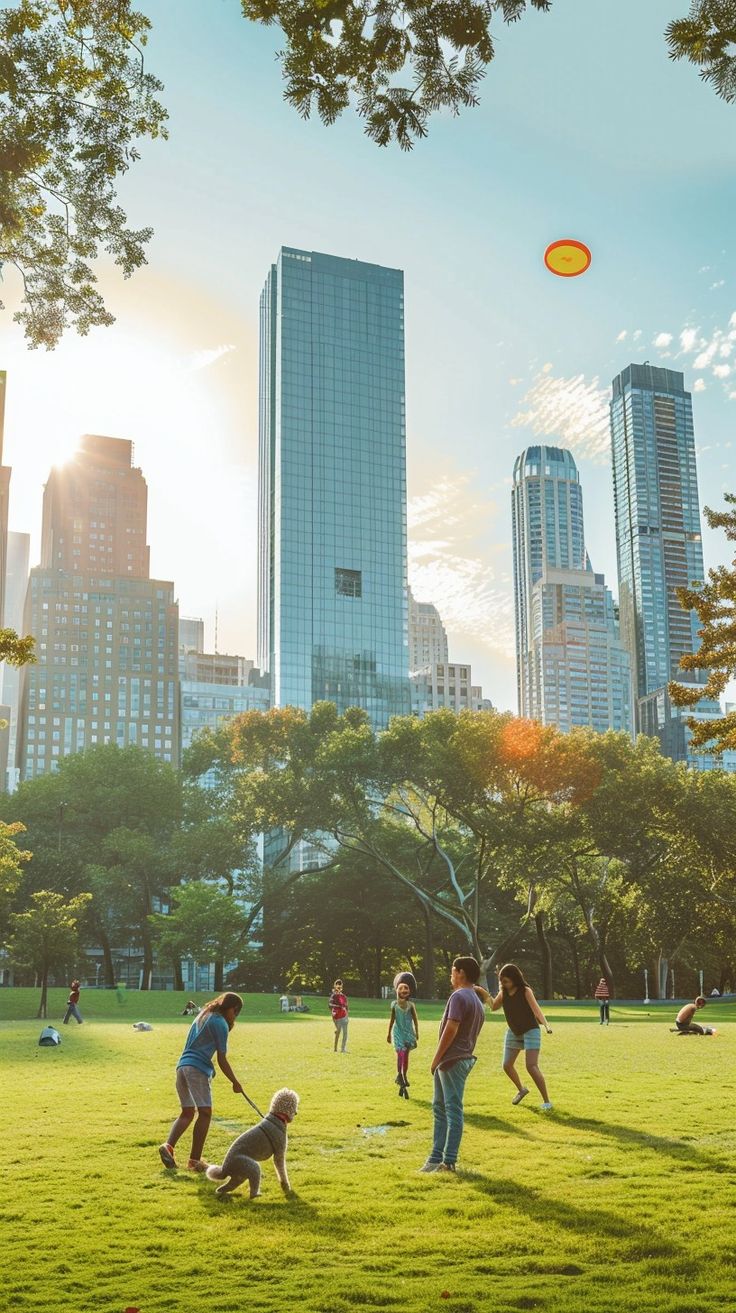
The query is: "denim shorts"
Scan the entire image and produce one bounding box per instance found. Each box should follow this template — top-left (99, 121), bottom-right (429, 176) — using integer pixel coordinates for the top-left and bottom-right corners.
top-left (176, 1065), bottom-right (212, 1108)
top-left (503, 1027), bottom-right (542, 1061)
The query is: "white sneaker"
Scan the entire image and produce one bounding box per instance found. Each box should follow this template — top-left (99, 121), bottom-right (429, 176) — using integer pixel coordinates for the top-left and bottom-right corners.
top-left (511, 1087), bottom-right (529, 1105)
top-left (540, 1102), bottom-right (553, 1111)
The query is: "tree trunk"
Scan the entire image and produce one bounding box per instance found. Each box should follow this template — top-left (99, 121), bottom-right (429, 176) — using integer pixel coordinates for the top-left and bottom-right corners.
top-left (657, 955), bottom-right (669, 1001)
top-left (570, 936), bottom-right (582, 999)
top-left (214, 960), bottom-right (224, 992)
top-left (373, 944), bottom-right (382, 998)
top-left (140, 923), bottom-right (153, 990)
top-left (535, 912), bottom-right (553, 998)
top-left (97, 926), bottom-right (116, 988)
top-left (173, 958), bottom-right (184, 992)
top-left (421, 903), bottom-right (436, 998)
top-left (37, 964), bottom-right (49, 1019)
top-left (583, 911), bottom-right (615, 997)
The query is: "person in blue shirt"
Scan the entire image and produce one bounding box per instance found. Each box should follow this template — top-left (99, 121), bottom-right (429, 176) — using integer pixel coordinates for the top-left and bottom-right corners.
top-left (159, 992), bottom-right (244, 1172)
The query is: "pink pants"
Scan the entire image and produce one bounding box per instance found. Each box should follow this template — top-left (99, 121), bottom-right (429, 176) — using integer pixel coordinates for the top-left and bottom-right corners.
top-left (396, 1048), bottom-right (410, 1077)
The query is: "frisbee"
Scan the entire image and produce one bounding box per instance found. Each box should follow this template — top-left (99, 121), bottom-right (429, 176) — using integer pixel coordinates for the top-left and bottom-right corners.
top-left (544, 239), bottom-right (592, 277)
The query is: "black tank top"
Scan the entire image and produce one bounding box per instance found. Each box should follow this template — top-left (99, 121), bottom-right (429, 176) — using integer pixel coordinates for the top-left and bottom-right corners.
top-left (502, 987), bottom-right (537, 1036)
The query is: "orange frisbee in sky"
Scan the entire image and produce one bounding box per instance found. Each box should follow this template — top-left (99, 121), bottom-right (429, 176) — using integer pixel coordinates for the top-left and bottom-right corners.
top-left (544, 239), bottom-right (592, 277)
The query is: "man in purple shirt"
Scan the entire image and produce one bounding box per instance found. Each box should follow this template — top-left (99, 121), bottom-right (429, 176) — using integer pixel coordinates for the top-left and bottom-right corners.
top-left (420, 956), bottom-right (485, 1174)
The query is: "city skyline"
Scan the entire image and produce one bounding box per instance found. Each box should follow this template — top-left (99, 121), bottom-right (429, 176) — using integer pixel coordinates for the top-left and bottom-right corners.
top-left (0, 0), bottom-right (734, 712)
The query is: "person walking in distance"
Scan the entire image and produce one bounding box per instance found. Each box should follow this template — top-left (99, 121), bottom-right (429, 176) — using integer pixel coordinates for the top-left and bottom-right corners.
top-left (63, 979), bottom-right (83, 1025)
top-left (329, 979), bottom-right (349, 1052)
top-left (476, 963), bottom-right (553, 1111)
top-left (419, 956), bottom-right (485, 1174)
top-left (594, 977), bottom-right (611, 1025)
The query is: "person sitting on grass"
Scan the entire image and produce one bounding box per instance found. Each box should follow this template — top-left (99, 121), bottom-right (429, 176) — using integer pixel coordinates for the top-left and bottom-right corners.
top-left (159, 992), bottom-right (245, 1173)
top-left (674, 996), bottom-right (715, 1035)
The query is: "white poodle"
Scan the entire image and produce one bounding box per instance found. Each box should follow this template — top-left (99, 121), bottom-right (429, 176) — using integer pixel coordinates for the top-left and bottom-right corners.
top-left (206, 1088), bottom-right (299, 1199)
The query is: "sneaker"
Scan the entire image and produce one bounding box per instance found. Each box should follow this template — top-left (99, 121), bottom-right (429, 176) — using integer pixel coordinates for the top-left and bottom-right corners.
top-left (511, 1087), bottom-right (529, 1106)
top-left (187, 1157), bottom-right (209, 1172)
top-left (540, 1102), bottom-right (553, 1111)
top-left (158, 1143), bottom-right (177, 1169)
top-left (418, 1160), bottom-right (441, 1173)
top-left (436, 1163), bottom-right (456, 1173)
top-left (395, 1074), bottom-right (402, 1085)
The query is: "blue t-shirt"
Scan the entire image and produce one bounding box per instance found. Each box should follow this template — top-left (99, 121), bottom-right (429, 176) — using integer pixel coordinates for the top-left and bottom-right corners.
top-left (176, 1012), bottom-right (229, 1078)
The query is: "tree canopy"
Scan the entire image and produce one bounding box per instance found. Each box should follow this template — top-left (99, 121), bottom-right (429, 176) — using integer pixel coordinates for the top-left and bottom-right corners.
top-left (0, 0), bottom-right (167, 348)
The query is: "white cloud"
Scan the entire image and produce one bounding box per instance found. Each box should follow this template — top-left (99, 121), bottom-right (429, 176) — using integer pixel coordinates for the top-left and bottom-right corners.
top-left (408, 477), bottom-right (515, 659)
top-left (710, 280), bottom-right (725, 290)
top-left (188, 343), bottom-right (236, 371)
top-left (698, 265), bottom-right (712, 274)
top-left (653, 332), bottom-right (673, 348)
top-left (680, 327), bottom-right (700, 352)
top-left (616, 330), bottom-right (628, 342)
top-left (713, 364), bottom-right (731, 379)
top-left (510, 369), bottom-right (610, 463)
top-left (633, 330), bottom-right (643, 341)
top-left (693, 378), bottom-right (707, 392)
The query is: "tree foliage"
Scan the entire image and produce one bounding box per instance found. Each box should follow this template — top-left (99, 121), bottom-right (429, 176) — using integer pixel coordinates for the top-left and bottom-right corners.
top-left (0, 0), bottom-right (167, 348)
top-left (669, 493), bottom-right (736, 753)
top-left (0, 820), bottom-right (32, 934)
top-left (0, 628), bottom-right (36, 667)
top-left (4, 888), bottom-right (91, 1016)
top-left (241, 0), bottom-right (550, 149)
top-left (666, 0), bottom-right (736, 104)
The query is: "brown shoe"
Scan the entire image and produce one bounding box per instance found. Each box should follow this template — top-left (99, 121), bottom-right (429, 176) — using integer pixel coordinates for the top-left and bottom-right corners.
top-left (187, 1157), bottom-right (209, 1172)
top-left (159, 1143), bottom-right (177, 1169)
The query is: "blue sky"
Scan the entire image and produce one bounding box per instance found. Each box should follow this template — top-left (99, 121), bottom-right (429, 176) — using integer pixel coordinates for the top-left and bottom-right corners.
top-left (1, 0), bottom-right (735, 710)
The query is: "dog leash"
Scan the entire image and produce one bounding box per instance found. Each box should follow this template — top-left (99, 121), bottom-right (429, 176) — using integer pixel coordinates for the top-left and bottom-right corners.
top-left (240, 1088), bottom-right (266, 1120)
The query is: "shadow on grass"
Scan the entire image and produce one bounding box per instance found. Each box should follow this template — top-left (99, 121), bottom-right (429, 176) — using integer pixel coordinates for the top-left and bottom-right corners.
top-left (412, 1098), bottom-right (535, 1139)
top-left (554, 1111), bottom-right (732, 1172)
top-left (464, 1170), bottom-right (680, 1257)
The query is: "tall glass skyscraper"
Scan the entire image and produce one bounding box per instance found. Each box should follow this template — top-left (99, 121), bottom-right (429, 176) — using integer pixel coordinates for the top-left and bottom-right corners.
top-left (512, 444), bottom-right (631, 734)
top-left (257, 247), bottom-right (410, 727)
top-left (609, 363), bottom-right (725, 764)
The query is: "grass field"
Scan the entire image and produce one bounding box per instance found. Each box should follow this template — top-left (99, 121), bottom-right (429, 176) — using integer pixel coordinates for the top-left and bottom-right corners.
top-left (2, 989), bottom-right (735, 1313)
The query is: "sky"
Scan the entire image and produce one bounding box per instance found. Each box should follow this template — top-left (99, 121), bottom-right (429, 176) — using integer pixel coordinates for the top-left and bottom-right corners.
top-left (1, 0), bottom-right (735, 712)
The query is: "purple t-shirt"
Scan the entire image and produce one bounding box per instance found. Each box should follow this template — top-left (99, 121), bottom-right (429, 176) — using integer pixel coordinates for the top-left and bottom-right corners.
top-left (438, 987), bottom-right (485, 1069)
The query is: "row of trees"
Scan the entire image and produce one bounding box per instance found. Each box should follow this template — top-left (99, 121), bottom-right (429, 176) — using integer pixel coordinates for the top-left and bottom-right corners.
top-left (4, 700), bottom-right (734, 1011)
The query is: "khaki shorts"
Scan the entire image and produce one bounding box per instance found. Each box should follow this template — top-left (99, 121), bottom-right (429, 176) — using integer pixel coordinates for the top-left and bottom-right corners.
top-left (176, 1065), bottom-right (212, 1108)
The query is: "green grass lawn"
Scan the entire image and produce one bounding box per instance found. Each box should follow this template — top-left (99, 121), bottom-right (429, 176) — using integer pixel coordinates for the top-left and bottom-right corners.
top-left (2, 989), bottom-right (735, 1313)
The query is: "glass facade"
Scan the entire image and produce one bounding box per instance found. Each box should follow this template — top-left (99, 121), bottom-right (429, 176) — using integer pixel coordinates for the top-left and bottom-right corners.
top-left (609, 364), bottom-right (730, 767)
top-left (610, 364), bottom-right (705, 702)
top-left (512, 445), bottom-right (631, 734)
top-left (258, 248), bottom-right (410, 727)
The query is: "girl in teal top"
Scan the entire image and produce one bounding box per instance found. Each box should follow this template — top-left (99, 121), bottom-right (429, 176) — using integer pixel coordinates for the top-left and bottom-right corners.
top-left (387, 980), bottom-right (419, 1098)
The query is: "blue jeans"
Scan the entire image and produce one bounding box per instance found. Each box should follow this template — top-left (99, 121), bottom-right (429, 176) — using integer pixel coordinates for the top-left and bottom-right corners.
top-left (429, 1057), bottom-right (476, 1166)
top-left (63, 1003), bottom-right (83, 1024)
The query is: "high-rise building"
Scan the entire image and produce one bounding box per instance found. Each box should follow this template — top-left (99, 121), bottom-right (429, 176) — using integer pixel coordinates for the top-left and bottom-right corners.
top-left (40, 434), bottom-right (149, 577)
top-left (512, 444), bottom-right (632, 734)
top-left (18, 438), bottom-right (179, 778)
top-left (1, 531), bottom-right (30, 790)
top-left (410, 661), bottom-right (488, 715)
top-left (609, 363), bottom-right (725, 764)
top-left (178, 616), bottom-right (205, 669)
top-left (0, 372), bottom-right (12, 628)
top-left (258, 247), bottom-right (410, 728)
top-left (407, 587), bottom-right (449, 674)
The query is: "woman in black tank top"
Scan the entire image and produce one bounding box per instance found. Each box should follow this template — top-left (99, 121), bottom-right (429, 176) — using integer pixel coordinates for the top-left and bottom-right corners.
top-left (475, 963), bottom-right (554, 1111)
